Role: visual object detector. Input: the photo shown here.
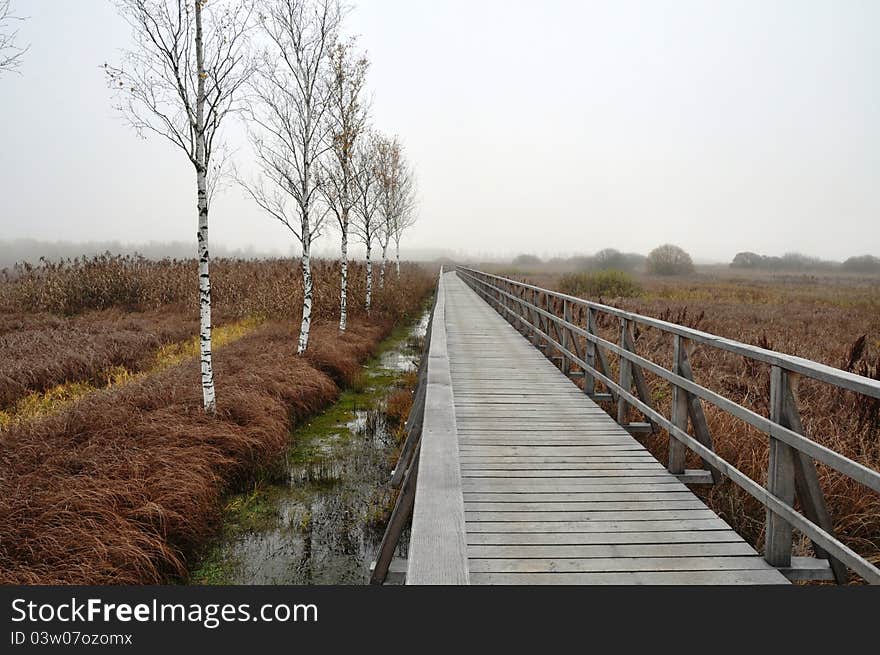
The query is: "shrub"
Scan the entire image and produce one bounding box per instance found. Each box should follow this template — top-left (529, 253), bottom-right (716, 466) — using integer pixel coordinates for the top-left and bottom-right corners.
top-left (557, 270), bottom-right (642, 298)
top-left (646, 244), bottom-right (694, 276)
top-left (842, 254), bottom-right (880, 274)
top-left (511, 254), bottom-right (542, 269)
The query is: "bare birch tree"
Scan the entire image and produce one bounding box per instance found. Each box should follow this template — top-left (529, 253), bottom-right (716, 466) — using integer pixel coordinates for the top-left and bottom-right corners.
top-left (375, 134), bottom-right (417, 280)
top-left (0, 0), bottom-right (28, 76)
top-left (374, 133), bottom-right (397, 290)
top-left (106, 0), bottom-right (253, 414)
top-left (241, 0), bottom-right (341, 353)
top-left (350, 132), bottom-right (381, 312)
top-left (391, 164), bottom-right (417, 278)
top-left (317, 38), bottom-right (368, 332)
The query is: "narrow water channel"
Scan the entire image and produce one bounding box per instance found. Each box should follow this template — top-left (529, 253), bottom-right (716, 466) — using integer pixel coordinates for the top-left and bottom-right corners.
top-left (190, 310), bottom-right (430, 585)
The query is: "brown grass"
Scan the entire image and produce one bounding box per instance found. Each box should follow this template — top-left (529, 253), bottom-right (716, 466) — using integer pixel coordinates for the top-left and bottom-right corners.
top-left (525, 270), bottom-right (880, 574)
top-left (0, 258), bottom-right (434, 585)
top-left (0, 257), bottom-right (430, 410)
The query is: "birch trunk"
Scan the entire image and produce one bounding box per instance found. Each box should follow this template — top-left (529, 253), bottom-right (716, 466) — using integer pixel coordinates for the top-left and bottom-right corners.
top-left (195, 1), bottom-right (216, 414)
top-left (395, 240), bottom-right (401, 279)
top-left (365, 243), bottom-right (372, 312)
top-left (339, 217), bottom-right (348, 332)
top-left (380, 241), bottom-right (387, 290)
top-left (298, 233), bottom-right (313, 354)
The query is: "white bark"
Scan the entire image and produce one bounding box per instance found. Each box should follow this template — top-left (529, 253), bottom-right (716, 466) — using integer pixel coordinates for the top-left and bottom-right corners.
top-left (380, 239), bottom-right (388, 290)
top-left (241, 0), bottom-right (342, 354)
top-left (195, 1), bottom-right (216, 413)
top-left (298, 241), bottom-right (313, 354)
top-left (395, 239), bottom-right (401, 278)
top-left (339, 222), bottom-right (348, 331)
top-left (107, 0), bottom-right (253, 414)
top-left (365, 243), bottom-right (372, 312)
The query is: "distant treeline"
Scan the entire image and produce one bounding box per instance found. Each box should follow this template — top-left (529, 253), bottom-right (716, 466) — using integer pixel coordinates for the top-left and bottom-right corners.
top-left (511, 249), bottom-right (647, 273)
top-left (0, 239), bottom-right (286, 270)
top-left (731, 251), bottom-right (880, 273)
top-left (504, 248), bottom-right (880, 276)
top-left (506, 245), bottom-right (695, 276)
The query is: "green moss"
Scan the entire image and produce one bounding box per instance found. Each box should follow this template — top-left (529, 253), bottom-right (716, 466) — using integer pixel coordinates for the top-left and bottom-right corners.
top-left (187, 302), bottom-right (431, 585)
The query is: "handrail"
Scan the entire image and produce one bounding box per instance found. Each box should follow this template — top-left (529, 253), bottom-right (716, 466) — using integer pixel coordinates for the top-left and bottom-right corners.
top-left (456, 265), bottom-right (880, 584)
top-left (457, 266), bottom-right (880, 399)
top-left (407, 270), bottom-right (469, 584)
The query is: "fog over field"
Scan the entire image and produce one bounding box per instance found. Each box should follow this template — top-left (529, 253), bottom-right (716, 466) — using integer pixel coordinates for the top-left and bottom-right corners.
top-left (1, 0), bottom-right (878, 262)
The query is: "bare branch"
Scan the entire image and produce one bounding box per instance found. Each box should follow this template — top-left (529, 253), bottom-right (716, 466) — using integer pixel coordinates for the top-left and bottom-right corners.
top-left (0, 0), bottom-right (29, 76)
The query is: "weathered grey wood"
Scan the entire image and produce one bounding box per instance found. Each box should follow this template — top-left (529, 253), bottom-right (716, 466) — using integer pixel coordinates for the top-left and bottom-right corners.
top-left (622, 320), bottom-right (657, 432)
top-left (464, 499), bottom-right (707, 511)
top-left (469, 570), bottom-right (789, 585)
top-left (590, 310), bottom-right (617, 403)
top-left (675, 469), bottom-right (714, 485)
top-left (468, 555), bottom-right (781, 573)
top-left (468, 542), bottom-right (758, 558)
top-left (461, 469), bottom-right (669, 484)
top-left (459, 461), bottom-right (666, 470)
top-left (678, 342), bottom-right (722, 482)
top-left (779, 556), bottom-right (835, 582)
top-left (407, 272), bottom-right (469, 585)
top-left (427, 272), bottom-right (794, 586)
top-left (780, 376), bottom-right (848, 583)
top-left (617, 318), bottom-right (632, 425)
top-left (460, 267), bottom-right (880, 494)
top-left (765, 366), bottom-right (796, 568)
top-left (458, 265), bottom-right (878, 582)
top-left (456, 267), bottom-right (880, 400)
top-left (466, 518), bottom-right (733, 533)
top-left (466, 509), bottom-right (719, 522)
top-left (467, 530), bottom-right (746, 546)
top-left (371, 446), bottom-right (419, 585)
top-left (668, 335), bottom-right (688, 474)
top-left (456, 268), bottom-right (871, 586)
top-left (623, 422), bottom-right (652, 435)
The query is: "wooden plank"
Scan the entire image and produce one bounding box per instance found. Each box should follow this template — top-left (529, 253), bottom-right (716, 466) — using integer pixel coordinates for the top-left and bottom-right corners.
top-left (467, 530), bottom-right (746, 546)
top-left (462, 482), bottom-right (689, 493)
top-left (465, 509), bottom-right (719, 522)
top-left (464, 500), bottom-right (707, 512)
top-left (463, 491), bottom-right (698, 503)
top-left (460, 470), bottom-right (675, 479)
top-left (468, 542), bottom-right (758, 559)
top-left (469, 570), bottom-right (789, 585)
top-left (465, 518), bottom-right (733, 533)
top-left (407, 272), bottom-right (469, 585)
top-left (455, 267), bottom-right (880, 400)
top-left (459, 461), bottom-right (666, 470)
top-left (468, 556), bottom-right (781, 573)
top-left (437, 273), bottom-right (793, 586)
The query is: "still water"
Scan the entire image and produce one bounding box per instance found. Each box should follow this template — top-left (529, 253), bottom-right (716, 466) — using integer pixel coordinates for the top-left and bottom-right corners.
top-left (191, 311), bottom-right (429, 585)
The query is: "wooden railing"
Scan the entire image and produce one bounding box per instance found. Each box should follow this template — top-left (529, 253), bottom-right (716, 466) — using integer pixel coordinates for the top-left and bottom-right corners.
top-left (456, 266), bottom-right (880, 584)
top-left (371, 269), bottom-right (469, 585)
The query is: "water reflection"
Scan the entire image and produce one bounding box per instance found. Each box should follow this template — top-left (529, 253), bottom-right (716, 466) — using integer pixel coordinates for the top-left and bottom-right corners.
top-left (216, 312), bottom-right (427, 585)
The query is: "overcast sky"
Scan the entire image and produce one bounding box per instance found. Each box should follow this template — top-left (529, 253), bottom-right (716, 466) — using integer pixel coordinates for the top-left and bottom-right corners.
top-left (0, 0), bottom-right (878, 262)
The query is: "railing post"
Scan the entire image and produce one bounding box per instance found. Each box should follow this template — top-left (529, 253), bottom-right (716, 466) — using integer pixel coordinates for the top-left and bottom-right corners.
top-left (617, 318), bottom-right (632, 424)
top-left (668, 335), bottom-right (688, 474)
top-left (765, 365), bottom-right (796, 567)
top-left (585, 307), bottom-right (597, 395)
top-left (561, 299), bottom-right (571, 374)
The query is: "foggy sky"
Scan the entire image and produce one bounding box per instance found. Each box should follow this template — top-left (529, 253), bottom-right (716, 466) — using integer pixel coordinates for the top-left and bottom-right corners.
top-left (0, 0), bottom-right (878, 262)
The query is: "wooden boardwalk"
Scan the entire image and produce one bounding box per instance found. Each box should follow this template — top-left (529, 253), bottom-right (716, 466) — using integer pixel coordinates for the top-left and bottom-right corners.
top-left (434, 271), bottom-right (788, 584)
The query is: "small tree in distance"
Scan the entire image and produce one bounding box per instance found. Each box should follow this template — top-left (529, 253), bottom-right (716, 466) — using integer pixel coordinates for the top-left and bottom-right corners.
top-left (646, 244), bottom-right (694, 276)
top-left (512, 254), bottom-right (542, 269)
